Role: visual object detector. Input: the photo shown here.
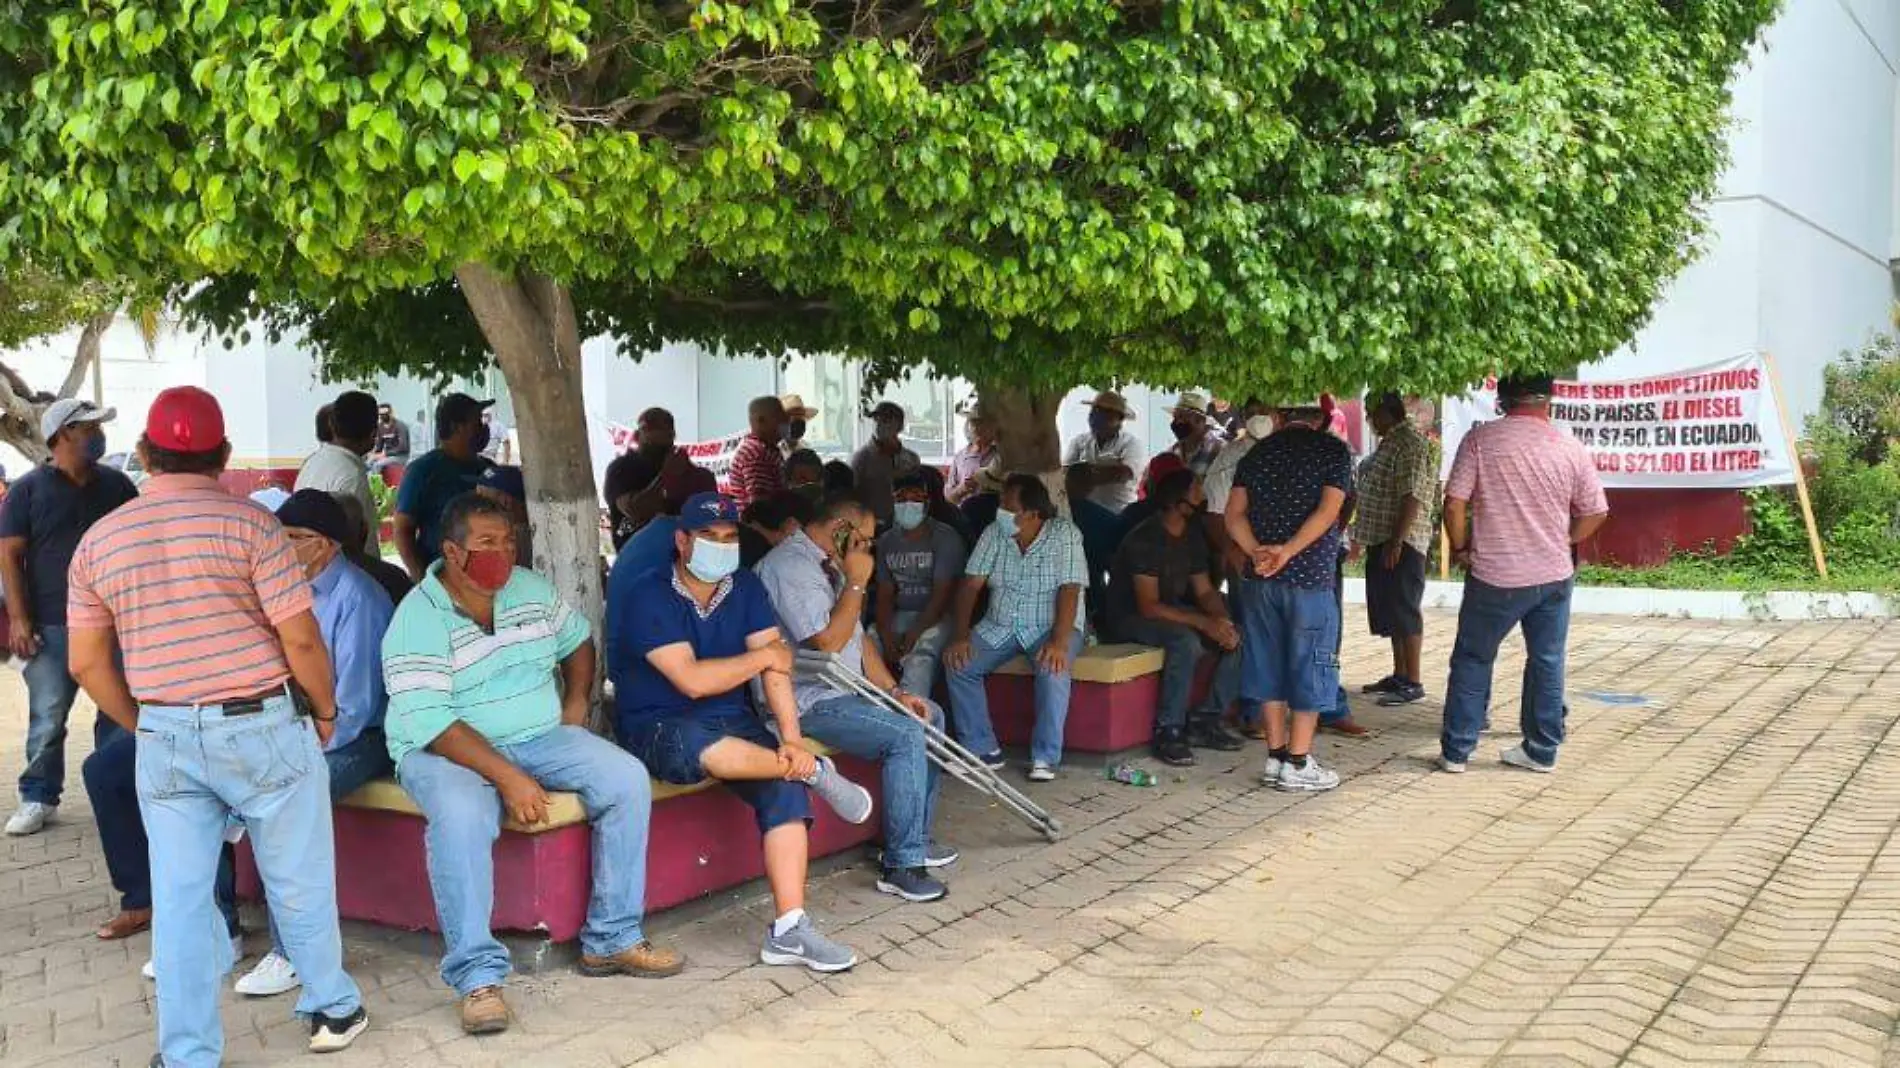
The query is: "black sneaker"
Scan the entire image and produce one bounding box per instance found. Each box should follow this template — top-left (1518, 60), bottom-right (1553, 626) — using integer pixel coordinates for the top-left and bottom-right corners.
top-left (1361, 675), bottom-right (1402, 695)
top-left (1186, 717), bottom-right (1245, 752)
top-left (1151, 729), bottom-right (1196, 766)
top-left (308, 1007), bottom-right (369, 1053)
top-left (1377, 681), bottom-right (1427, 707)
top-left (978, 750), bottom-right (1007, 770)
top-left (875, 866), bottom-right (948, 903)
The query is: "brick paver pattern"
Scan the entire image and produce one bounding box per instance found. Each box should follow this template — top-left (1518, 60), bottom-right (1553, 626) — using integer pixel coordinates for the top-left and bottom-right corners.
top-left (2, 615), bottom-right (1898, 1067)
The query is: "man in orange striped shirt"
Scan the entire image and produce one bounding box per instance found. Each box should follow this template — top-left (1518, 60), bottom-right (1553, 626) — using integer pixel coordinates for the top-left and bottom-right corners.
top-left (66, 387), bottom-right (368, 1067)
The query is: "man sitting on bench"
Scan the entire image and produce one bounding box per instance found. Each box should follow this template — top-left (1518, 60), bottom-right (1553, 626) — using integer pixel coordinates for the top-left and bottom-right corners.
top-left (608, 491), bottom-right (874, 974)
top-left (757, 490), bottom-right (952, 904)
top-left (382, 494), bottom-right (681, 1037)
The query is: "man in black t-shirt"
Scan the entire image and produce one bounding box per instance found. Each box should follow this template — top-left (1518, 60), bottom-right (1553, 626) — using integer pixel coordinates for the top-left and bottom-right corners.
top-left (1224, 400), bottom-right (1353, 794)
top-left (602, 408), bottom-right (698, 550)
top-left (1, 399), bottom-right (139, 837)
top-left (1104, 470), bottom-right (1244, 766)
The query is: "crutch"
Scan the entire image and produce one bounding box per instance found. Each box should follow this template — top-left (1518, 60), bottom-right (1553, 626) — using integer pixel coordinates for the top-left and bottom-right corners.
top-left (794, 650), bottom-right (1063, 842)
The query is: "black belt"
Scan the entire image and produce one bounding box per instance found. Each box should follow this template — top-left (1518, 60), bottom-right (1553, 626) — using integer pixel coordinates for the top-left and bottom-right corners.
top-left (211, 690), bottom-right (289, 716)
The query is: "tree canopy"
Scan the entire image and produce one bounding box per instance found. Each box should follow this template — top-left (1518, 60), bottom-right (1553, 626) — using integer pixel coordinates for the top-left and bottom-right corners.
top-left (3, 0), bottom-right (1779, 402)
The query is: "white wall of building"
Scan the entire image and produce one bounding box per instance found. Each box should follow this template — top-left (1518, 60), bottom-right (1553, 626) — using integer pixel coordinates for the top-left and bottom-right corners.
top-left (1609, 0), bottom-right (1899, 426)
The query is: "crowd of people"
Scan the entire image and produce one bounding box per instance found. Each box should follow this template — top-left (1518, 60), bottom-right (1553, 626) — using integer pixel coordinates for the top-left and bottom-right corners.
top-left (0, 373), bottom-right (1606, 1067)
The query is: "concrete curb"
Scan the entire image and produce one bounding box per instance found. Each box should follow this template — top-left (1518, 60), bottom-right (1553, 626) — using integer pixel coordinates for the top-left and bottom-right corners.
top-left (1341, 578), bottom-right (1899, 622)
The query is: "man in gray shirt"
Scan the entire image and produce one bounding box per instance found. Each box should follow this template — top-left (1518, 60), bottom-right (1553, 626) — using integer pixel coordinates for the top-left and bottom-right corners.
top-left (756, 491), bottom-right (953, 903)
top-left (849, 401), bottom-right (921, 524)
top-left (874, 472), bottom-right (965, 696)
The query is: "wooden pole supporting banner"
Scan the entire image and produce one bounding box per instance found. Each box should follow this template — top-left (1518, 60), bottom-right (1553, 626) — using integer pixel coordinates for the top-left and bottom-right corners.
top-left (1761, 351), bottom-right (1829, 579)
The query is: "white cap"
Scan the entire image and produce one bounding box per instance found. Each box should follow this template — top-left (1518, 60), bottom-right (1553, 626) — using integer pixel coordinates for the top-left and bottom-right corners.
top-left (40, 398), bottom-right (116, 445)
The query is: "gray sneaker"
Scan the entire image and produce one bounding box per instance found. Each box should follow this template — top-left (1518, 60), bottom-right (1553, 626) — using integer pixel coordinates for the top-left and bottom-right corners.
top-left (1276, 757), bottom-right (1341, 793)
top-left (760, 914), bottom-right (858, 973)
top-left (805, 757), bottom-right (874, 825)
top-left (1500, 745), bottom-right (1554, 773)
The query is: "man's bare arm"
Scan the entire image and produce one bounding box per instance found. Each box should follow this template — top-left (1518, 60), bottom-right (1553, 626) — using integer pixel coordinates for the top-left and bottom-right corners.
top-left (68, 626), bottom-right (138, 732)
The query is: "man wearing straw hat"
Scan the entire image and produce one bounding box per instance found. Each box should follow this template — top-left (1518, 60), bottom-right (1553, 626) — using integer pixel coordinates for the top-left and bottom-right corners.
top-left (1166, 392), bottom-right (1225, 479)
top-left (1063, 390), bottom-right (1147, 513)
top-left (778, 393), bottom-right (819, 459)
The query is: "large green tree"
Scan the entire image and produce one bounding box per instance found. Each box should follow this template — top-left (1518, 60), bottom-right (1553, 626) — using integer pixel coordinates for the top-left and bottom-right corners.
top-left (2, 0), bottom-right (1778, 620)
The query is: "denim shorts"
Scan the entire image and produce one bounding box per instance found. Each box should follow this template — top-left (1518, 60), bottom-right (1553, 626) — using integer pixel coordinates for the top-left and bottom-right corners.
top-left (1239, 579), bottom-right (1342, 712)
top-left (619, 707), bottom-right (810, 833)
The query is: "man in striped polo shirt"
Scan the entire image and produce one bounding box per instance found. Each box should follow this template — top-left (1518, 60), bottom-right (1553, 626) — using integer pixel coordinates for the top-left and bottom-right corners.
top-left (66, 387), bottom-right (368, 1067)
top-left (382, 492), bottom-right (680, 1036)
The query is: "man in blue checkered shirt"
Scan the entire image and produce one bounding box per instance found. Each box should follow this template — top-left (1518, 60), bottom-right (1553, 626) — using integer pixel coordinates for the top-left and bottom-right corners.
top-left (944, 474), bottom-right (1087, 782)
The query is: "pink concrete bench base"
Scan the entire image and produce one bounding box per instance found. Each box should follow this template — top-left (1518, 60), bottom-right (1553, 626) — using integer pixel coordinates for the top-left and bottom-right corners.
top-left (982, 656), bottom-right (1221, 754)
top-left (236, 755), bottom-right (883, 943)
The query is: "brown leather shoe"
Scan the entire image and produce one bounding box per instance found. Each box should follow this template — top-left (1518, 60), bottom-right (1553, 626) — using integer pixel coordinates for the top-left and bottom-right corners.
top-left (97, 908), bottom-right (152, 941)
top-left (579, 940), bottom-right (686, 978)
top-left (1323, 718), bottom-right (1372, 738)
top-left (459, 986), bottom-right (510, 1035)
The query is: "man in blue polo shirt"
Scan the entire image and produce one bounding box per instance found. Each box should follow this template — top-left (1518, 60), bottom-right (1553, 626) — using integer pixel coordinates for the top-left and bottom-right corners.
top-left (392, 393), bottom-right (494, 581)
top-left (607, 492), bottom-right (873, 974)
top-left (383, 493), bottom-right (680, 1036)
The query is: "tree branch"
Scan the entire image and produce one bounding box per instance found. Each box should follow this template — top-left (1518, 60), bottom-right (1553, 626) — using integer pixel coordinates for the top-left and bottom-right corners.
top-left (58, 311), bottom-right (114, 399)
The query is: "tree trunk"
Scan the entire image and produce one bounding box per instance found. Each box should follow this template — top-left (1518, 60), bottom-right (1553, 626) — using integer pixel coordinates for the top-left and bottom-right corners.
top-left (455, 263), bottom-right (606, 727)
top-left (974, 384), bottom-right (1069, 513)
top-left (0, 312), bottom-right (115, 465)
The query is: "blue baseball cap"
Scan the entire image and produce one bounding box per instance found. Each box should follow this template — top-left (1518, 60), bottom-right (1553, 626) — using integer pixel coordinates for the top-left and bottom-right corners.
top-left (478, 464), bottom-right (525, 501)
top-left (679, 491), bottom-right (740, 533)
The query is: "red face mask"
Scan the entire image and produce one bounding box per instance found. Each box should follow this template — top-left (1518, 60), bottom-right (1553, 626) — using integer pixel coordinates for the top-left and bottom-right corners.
top-left (458, 548), bottom-right (514, 592)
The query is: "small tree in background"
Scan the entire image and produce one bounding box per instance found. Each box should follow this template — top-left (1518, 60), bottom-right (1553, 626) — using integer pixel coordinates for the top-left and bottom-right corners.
top-left (2, 0), bottom-right (1780, 623)
top-left (0, 264), bottom-right (156, 463)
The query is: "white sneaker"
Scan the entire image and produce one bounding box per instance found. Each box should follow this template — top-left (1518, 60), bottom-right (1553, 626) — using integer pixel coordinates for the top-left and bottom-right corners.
top-left (1435, 756), bottom-right (1468, 774)
top-left (1500, 745), bottom-right (1554, 774)
top-left (1261, 755), bottom-right (1283, 785)
top-left (234, 950), bottom-right (301, 997)
top-left (144, 935), bottom-right (244, 980)
top-left (1026, 762), bottom-right (1057, 783)
top-left (5, 802), bottom-right (53, 836)
top-left (1275, 757), bottom-right (1341, 793)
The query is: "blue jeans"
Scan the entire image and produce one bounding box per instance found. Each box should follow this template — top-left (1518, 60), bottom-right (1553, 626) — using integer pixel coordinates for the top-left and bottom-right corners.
top-left (801, 694), bottom-right (940, 869)
top-left (82, 722), bottom-right (240, 930)
top-left (890, 610), bottom-right (949, 697)
top-left (138, 698), bottom-right (360, 1068)
top-left (19, 624), bottom-right (80, 805)
top-left (262, 729), bottom-right (393, 956)
top-left (398, 725), bottom-right (653, 995)
top-left (1112, 618), bottom-right (1239, 731)
top-left (1442, 577), bottom-right (1575, 766)
top-left (946, 628), bottom-right (1085, 767)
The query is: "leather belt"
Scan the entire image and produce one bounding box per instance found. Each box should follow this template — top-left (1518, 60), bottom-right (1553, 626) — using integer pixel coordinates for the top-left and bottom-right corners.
top-left (208, 690), bottom-right (289, 717)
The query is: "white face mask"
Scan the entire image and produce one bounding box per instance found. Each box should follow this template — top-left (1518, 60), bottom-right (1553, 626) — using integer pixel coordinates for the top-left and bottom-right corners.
top-left (1245, 414), bottom-right (1274, 440)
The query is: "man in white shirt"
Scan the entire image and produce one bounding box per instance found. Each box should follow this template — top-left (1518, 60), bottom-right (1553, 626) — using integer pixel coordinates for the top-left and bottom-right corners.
top-left (1062, 390), bottom-right (1146, 513)
top-left (296, 390), bottom-right (381, 554)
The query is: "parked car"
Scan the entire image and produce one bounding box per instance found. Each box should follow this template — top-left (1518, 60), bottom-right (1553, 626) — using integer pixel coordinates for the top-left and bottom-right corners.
top-left (101, 451), bottom-right (148, 487)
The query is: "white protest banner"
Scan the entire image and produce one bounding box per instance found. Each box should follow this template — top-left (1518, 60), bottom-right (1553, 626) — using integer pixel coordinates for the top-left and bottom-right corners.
top-left (606, 423), bottom-right (751, 490)
top-left (1439, 353), bottom-right (1796, 489)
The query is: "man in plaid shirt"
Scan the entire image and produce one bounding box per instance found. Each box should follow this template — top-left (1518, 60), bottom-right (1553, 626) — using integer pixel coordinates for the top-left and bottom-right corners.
top-left (1352, 394), bottom-right (1440, 706)
top-left (943, 475), bottom-right (1087, 782)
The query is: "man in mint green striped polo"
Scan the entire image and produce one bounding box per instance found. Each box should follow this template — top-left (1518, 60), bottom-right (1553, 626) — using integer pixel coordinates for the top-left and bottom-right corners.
top-left (381, 493), bottom-right (681, 1035)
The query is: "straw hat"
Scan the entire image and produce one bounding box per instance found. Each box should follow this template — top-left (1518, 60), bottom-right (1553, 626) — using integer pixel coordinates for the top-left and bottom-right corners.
top-left (1169, 392), bottom-right (1211, 418)
top-left (778, 393), bottom-right (819, 420)
top-left (1081, 390), bottom-right (1136, 420)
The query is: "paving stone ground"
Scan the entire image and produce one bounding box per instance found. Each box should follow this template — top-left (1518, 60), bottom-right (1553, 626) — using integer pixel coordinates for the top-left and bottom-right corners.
top-left (3, 614), bottom-right (1899, 1067)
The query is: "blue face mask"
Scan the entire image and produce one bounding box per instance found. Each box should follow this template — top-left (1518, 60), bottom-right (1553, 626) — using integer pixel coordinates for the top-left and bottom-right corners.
top-left (893, 501), bottom-right (927, 531)
top-left (83, 430), bottom-right (107, 464)
top-left (685, 537), bottom-right (741, 583)
top-left (994, 509), bottom-right (1020, 538)
top-left (1088, 410), bottom-right (1116, 438)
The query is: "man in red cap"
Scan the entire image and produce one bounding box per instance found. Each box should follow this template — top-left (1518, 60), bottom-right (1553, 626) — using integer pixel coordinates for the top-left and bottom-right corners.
top-left (65, 387), bottom-right (369, 1065)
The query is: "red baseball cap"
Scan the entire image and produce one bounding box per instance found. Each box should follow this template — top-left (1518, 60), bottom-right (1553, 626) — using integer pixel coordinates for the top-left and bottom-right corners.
top-left (145, 386), bottom-right (227, 452)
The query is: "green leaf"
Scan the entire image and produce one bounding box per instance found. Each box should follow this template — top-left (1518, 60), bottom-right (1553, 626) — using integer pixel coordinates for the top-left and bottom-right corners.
top-left (358, 6), bottom-right (386, 40)
top-left (451, 150), bottom-right (479, 182)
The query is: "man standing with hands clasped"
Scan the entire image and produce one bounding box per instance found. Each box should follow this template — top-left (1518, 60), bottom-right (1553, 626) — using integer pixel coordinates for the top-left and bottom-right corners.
top-left (1224, 399), bottom-right (1354, 793)
top-left (1438, 374), bottom-right (1608, 775)
top-left (65, 387), bottom-right (367, 1065)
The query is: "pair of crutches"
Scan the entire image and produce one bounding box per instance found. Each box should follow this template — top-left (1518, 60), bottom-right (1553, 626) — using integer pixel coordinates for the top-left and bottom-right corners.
top-left (794, 649), bottom-right (1063, 842)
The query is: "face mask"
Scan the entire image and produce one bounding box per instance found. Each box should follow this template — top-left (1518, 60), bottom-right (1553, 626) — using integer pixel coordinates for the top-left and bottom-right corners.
top-left (995, 509), bottom-right (1020, 538)
top-left (638, 439), bottom-right (671, 460)
top-left (1087, 410), bottom-right (1115, 437)
top-left (83, 431), bottom-right (107, 464)
top-left (470, 422), bottom-right (493, 454)
top-left (686, 537), bottom-right (741, 582)
top-left (291, 538), bottom-right (332, 581)
top-left (1245, 415), bottom-right (1274, 440)
top-left (452, 546), bottom-right (514, 592)
top-left (893, 501), bottom-right (926, 530)
top-left (1170, 419), bottom-right (1196, 442)
top-left (783, 420), bottom-right (805, 443)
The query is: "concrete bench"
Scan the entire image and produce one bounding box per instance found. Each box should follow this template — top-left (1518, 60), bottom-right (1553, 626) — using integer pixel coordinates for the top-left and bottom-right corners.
top-left (235, 744), bottom-right (881, 944)
top-left (981, 642), bottom-right (1220, 754)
